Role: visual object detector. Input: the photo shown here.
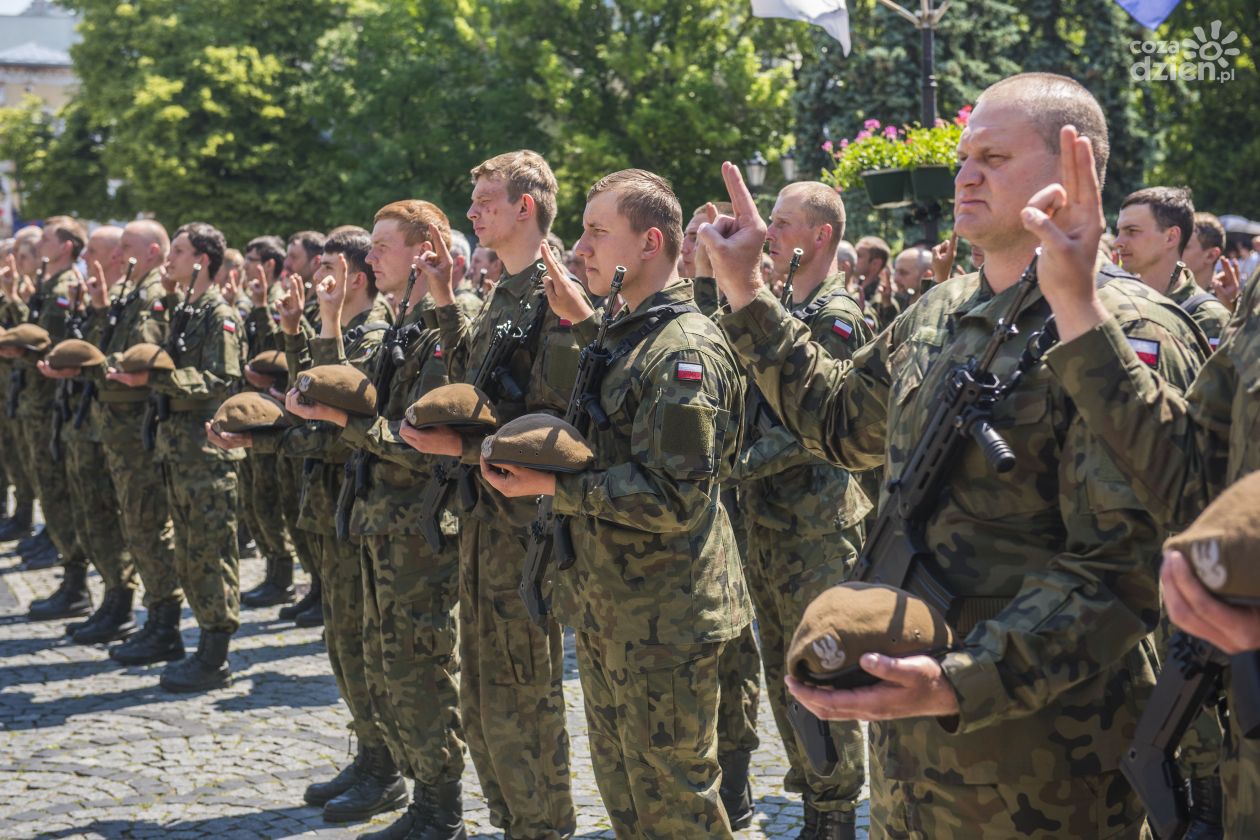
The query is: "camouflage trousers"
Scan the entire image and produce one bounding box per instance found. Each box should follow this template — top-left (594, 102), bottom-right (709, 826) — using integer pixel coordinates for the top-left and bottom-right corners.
top-left (63, 427), bottom-right (132, 591)
top-left (716, 489), bottom-right (761, 760)
top-left (98, 401), bottom-right (181, 607)
top-left (360, 533), bottom-right (464, 785)
top-left (319, 531), bottom-right (378, 745)
top-left (278, 455), bottom-right (319, 578)
top-left (460, 518), bottom-right (574, 840)
top-left (238, 453), bottom-right (295, 570)
top-left (576, 631), bottom-right (733, 840)
top-left (745, 523), bottom-right (866, 810)
top-left (1224, 677), bottom-right (1260, 837)
top-left (162, 459), bottom-right (240, 634)
top-left (870, 763), bottom-right (1147, 839)
top-left (17, 404), bottom-right (83, 563)
top-left (0, 411), bottom-right (34, 514)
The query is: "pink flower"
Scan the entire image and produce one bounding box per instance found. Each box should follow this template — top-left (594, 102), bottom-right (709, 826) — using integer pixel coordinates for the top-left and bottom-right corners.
top-left (955, 105), bottom-right (972, 126)
top-left (855, 130), bottom-right (871, 142)
top-left (863, 118), bottom-right (881, 131)
top-left (822, 140), bottom-right (834, 152)
top-left (883, 125), bottom-right (898, 139)
top-left (839, 138), bottom-right (849, 148)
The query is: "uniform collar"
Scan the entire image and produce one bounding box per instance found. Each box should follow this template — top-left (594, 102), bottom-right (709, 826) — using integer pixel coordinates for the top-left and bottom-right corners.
top-left (794, 272), bottom-right (849, 310)
top-left (1163, 262), bottom-right (1198, 303)
top-left (607, 278), bottom-right (694, 336)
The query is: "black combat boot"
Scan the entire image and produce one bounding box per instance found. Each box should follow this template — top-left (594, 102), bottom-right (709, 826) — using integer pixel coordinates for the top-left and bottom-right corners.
top-left (28, 564), bottom-right (92, 620)
top-left (281, 576), bottom-right (321, 622)
top-left (0, 499), bottom-right (32, 540)
top-left (720, 750), bottom-right (755, 830)
top-left (159, 629), bottom-right (231, 692)
top-left (405, 780), bottom-right (466, 840)
top-left (71, 587), bottom-right (138, 644)
top-left (305, 742), bottom-right (367, 806)
top-left (294, 583), bottom-right (325, 628)
top-left (324, 743), bottom-right (408, 823)
top-left (110, 599), bottom-right (185, 665)
top-left (1183, 777), bottom-right (1225, 840)
top-left (799, 803), bottom-right (856, 840)
top-left (242, 557), bottom-right (296, 607)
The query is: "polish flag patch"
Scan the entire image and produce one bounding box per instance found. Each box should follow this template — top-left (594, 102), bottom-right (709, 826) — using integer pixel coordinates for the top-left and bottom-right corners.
top-left (223, 320), bottom-right (237, 334)
top-left (56, 296), bottom-right (70, 309)
top-left (675, 361), bottom-right (704, 382)
top-left (558, 318), bottom-right (573, 328)
top-left (832, 318), bottom-right (854, 339)
top-left (434, 344), bottom-right (443, 359)
top-left (152, 301), bottom-right (165, 313)
top-left (1209, 337), bottom-right (1220, 350)
top-left (1128, 337), bottom-right (1160, 368)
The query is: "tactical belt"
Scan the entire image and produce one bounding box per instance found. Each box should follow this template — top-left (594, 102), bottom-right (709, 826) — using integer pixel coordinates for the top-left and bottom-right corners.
top-left (169, 398), bottom-right (215, 413)
top-left (97, 389), bottom-right (150, 404)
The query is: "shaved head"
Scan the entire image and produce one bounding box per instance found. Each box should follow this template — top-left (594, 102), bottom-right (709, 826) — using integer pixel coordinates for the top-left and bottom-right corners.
top-left (778, 181), bottom-right (846, 238)
top-left (89, 225), bottom-right (123, 248)
top-left (977, 72), bottom-right (1109, 184)
top-left (124, 219), bottom-right (170, 254)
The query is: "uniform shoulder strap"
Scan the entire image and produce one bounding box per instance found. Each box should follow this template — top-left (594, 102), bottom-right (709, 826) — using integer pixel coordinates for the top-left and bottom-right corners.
top-left (790, 288), bottom-right (851, 322)
top-left (1180, 292), bottom-right (1219, 316)
top-left (607, 304), bottom-right (700, 364)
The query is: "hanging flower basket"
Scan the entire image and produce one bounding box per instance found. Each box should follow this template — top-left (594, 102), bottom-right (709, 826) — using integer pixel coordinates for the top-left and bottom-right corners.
top-left (861, 168), bottom-right (913, 208)
top-left (909, 165), bottom-right (955, 202)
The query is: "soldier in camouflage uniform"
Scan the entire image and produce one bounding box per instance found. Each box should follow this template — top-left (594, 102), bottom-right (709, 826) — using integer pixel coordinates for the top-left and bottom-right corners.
top-left (95, 221), bottom-right (186, 665)
top-left (0, 229), bottom-right (39, 540)
top-left (707, 74), bottom-right (1208, 838)
top-left (734, 181), bottom-right (875, 839)
top-left (8, 217), bottom-right (92, 620)
top-left (289, 202), bottom-right (476, 840)
top-left (1042, 187), bottom-right (1260, 840)
top-left (1113, 187), bottom-right (1232, 351)
top-left (407, 152), bottom-right (581, 840)
top-left (481, 169), bottom-right (750, 839)
top-left (109, 222), bottom-right (242, 693)
top-left (42, 226), bottom-right (137, 645)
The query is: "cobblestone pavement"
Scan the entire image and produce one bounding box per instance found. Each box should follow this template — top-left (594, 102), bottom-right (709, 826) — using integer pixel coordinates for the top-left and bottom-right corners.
top-left (0, 519), bottom-right (871, 840)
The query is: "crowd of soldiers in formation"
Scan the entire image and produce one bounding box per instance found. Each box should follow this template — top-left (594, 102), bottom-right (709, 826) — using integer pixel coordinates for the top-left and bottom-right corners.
top-left (1, 70), bottom-right (1259, 840)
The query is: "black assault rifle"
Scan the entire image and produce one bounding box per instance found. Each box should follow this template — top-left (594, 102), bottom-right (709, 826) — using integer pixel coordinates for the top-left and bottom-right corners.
top-left (73, 258), bottom-right (138, 429)
top-left (8, 258), bottom-right (50, 418)
top-left (142, 263), bottom-right (199, 451)
top-left (415, 263), bottom-right (548, 552)
top-left (333, 266), bottom-right (422, 540)
top-left (789, 250), bottom-right (1049, 775)
top-left (517, 268), bottom-right (624, 627)
top-left (50, 278), bottom-right (88, 462)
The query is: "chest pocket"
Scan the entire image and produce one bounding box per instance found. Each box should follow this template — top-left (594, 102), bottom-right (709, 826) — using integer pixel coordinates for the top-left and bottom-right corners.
top-left (952, 383), bottom-right (1057, 519)
top-left (886, 329), bottom-right (945, 468)
top-left (416, 353), bottom-right (448, 395)
top-left (541, 328), bottom-right (581, 393)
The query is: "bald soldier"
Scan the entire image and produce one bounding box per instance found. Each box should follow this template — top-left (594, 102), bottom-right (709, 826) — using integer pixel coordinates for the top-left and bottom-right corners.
top-left (98, 221), bottom-right (185, 665)
top-left (738, 181), bottom-right (875, 839)
top-left (38, 226), bottom-right (137, 644)
top-left (708, 72), bottom-right (1207, 838)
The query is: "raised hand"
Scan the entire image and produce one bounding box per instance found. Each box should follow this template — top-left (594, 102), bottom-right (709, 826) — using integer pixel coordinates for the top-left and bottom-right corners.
top-left (0, 254), bottom-right (17, 298)
top-left (698, 161), bottom-right (769, 312)
top-left (418, 223), bottom-right (453, 307)
top-left (539, 240), bottom-right (593, 325)
top-left (246, 263), bottom-right (268, 308)
top-left (315, 253), bottom-right (349, 319)
top-left (694, 202), bottom-right (718, 278)
top-left (85, 260), bottom-right (109, 309)
top-left (159, 265), bottom-right (178, 296)
top-left (1211, 257), bottom-right (1241, 309)
top-left (276, 273), bottom-right (306, 335)
top-left (1021, 125), bottom-right (1109, 342)
top-left (931, 234), bottom-right (958, 285)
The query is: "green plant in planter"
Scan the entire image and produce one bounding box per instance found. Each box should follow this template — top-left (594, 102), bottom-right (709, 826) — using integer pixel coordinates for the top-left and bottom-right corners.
top-left (821, 119), bottom-right (913, 192)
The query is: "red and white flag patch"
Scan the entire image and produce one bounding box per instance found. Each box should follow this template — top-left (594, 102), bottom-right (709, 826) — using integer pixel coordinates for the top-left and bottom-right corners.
top-left (832, 318), bottom-right (854, 339)
top-left (152, 301), bottom-right (165, 313)
top-left (1209, 337), bottom-right (1220, 351)
top-left (56, 296), bottom-right (70, 309)
top-left (675, 361), bottom-right (704, 382)
top-left (223, 319), bottom-right (237, 334)
top-left (558, 318), bottom-right (573, 328)
top-left (1129, 337), bottom-right (1160, 368)
top-left (434, 344), bottom-right (443, 359)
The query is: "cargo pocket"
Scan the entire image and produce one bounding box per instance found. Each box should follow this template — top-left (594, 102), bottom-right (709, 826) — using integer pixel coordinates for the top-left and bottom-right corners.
top-left (489, 587), bottom-right (545, 686)
top-left (542, 329), bottom-right (581, 393)
top-left (406, 601), bottom-right (457, 668)
top-left (650, 402), bottom-right (725, 479)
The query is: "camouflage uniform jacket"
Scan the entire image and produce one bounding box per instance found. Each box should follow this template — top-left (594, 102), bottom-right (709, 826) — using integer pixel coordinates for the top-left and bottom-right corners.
top-left (150, 284), bottom-right (244, 463)
top-left (15, 267), bottom-right (80, 419)
top-left (245, 279), bottom-right (287, 357)
top-left (338, 297), bottom-right (461, 537)
top-left (719, 265), bottom-right (1205, 784)
top-left (552, 278), bottom-right (751, 646)
top-left (692, 275), bottom-right (721, 318)
top-left (1165, 263), bottom-right (1230, 351)
top-left (437, 262), bottom-right (594, 530)
top-left (736, 273), bottom-right (874, 535)
top-left (1045, 269), bottom-right (1260, 837)
top-left (91, 270), bottom-right (169, 429)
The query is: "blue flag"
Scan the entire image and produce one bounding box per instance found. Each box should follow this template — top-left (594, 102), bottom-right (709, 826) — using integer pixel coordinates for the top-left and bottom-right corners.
top-left (1114, 0), bottom-right (1182, 29)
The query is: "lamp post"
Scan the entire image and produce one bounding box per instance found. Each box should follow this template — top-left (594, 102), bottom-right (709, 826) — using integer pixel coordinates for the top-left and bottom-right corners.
top-left (745, 151), bottom-right (768, 192)
top-left (780, 147), bottom-right (798, 183)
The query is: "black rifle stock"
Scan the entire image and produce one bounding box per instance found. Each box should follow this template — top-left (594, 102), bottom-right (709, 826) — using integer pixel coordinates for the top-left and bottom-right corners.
top-left (790, 251), bottom-right (1044, 775)
top-left (416, 263), bottom-right (548, 552)
top-left (334, 266), bottom-right (419, 541)
top-left (143, 263), bottom-right (199, 452)
top-left (518, 267), bottom-right (623, 627)
top-left (75, 258), bottom-right (138, 429)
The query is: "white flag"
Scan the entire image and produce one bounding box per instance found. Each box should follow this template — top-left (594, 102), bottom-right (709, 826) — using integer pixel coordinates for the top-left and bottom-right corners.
top-left (752, 0), bottom-right (851, 55)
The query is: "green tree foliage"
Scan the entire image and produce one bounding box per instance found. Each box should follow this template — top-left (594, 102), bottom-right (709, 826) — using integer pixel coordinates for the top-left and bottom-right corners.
top-left (0, 97), bottom-right (110, 223)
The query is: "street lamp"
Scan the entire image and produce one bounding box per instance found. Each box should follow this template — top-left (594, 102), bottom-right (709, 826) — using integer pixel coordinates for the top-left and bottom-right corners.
top-left (745, 151), bottom-right (768, 191)
top-left (780, 147), bottom-right (797, 183)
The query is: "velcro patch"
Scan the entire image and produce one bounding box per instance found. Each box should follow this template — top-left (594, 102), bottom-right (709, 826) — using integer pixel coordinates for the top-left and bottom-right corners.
top-left (223, 320), bottom-right (237, 334)
top-left (832, 318), bottom-right (854, 339)
top-left (675, 362), bottom-right (703, 382)
top-left (434, 344), bottom-right (443, 358)
top-left (152, 301), bottom-right (165, 313)
top-left (1128, 337), bottom-right (1160, 368)
top-left (1209, 337), bottom-right (1220, 350)
top-left (56, 296), bottom-right (70, 308)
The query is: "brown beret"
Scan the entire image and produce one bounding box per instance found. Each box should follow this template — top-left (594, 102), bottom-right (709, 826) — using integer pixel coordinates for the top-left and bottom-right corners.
top-left (0, 324), bottom-right (52, 354)
top-left (117, 342), bottom-right (175, 373)
top-left (788, 582), bottom-right (956, 689)
top-left (482, 413), bottom-right (594, 474)
top-left (295, 364), bottom-right (377, 417)
top-left (211, 391), bottom-right (292, 434)
top-left (1165, 470), bottom-right (1260, 605)
top-left (47, 339), bottom-right (106, 370)
top-left (405, 383), bottom-right (499, 431)
top-left (248, 350), bottom-right (289, 376)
